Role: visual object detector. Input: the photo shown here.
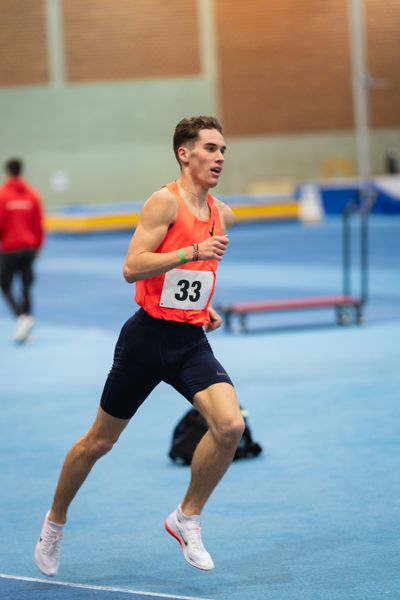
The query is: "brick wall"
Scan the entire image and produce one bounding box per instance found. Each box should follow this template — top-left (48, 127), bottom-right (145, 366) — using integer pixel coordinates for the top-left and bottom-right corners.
top-left (216, 0), bottom-right (353, 135)
top-left (215, 0), bottom-right (400, 135)
top-left (62, 0), bottom-right (201, 82)
top-left (366, 0), bottom-right (400, 127)
top-left (0, 0), bottom-right (49, 86)
top-left (0, 0), bottom-right (399, 133)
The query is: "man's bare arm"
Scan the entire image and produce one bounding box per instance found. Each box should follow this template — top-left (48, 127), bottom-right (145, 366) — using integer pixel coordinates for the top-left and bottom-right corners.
top-left (123, 190), bottom-right (230, 283)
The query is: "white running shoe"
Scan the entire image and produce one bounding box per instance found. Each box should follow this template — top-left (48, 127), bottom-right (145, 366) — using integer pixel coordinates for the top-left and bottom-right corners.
top-left (15, 315), bottom-right (34, 343)
top-left (165, 507), bottom-right (215, 571)
top-left (34, 512), bottom-right (64, 576)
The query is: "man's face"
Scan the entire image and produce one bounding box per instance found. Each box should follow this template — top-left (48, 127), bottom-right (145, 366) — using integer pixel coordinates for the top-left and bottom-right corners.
top-left (182, 128), bottom-right (226, 188)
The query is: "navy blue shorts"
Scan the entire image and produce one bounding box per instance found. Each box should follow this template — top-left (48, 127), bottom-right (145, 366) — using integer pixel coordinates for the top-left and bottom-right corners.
top-left (100, 308), bottom-right (233, 419)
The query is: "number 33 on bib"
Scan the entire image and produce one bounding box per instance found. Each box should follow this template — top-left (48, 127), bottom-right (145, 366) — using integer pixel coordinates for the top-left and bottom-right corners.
top-left (160, 269), bottom-right (214, 310)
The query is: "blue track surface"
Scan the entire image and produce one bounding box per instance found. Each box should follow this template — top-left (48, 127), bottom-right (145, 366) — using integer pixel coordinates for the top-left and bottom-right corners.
top-left (1, 217), bottom-right (399, 600)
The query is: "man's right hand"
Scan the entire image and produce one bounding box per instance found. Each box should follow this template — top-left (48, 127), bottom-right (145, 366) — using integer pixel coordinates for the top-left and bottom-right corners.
top-left (198, 235), bottom-right (229, 261)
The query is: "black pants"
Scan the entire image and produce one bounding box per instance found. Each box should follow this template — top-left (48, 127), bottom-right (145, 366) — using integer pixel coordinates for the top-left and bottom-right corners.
top-left (0, 249), bottom-right (36, 316)
top-left (100, 308), bottom-right (233, 419)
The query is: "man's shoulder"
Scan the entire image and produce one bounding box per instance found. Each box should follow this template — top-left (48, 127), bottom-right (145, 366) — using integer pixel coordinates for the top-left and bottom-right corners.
top-left (213, 196), bottom-right (235, 230)
top-left (0, 179), bottom-right (41, 202)
top-left (140, 186), bottom-right (178, 225)
top-left (0, 185), bottom-right (12, 205)
top-left (146, 185), bottom-right (178, 209)
top-left (153, 185), bottom-right (176, 200)
top-left (22, 181), bottom-right (43, 204)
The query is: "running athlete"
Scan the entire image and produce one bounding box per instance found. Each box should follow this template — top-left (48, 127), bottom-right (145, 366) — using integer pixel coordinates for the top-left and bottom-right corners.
top-left (0, 158), bottom-right (45, 342)
top-left (35, 116), bottom-right (244, 576)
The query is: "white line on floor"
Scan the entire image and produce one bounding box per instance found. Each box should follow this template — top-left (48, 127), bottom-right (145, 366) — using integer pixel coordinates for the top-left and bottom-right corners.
top-left (0, 573), bottom-right (214, 600)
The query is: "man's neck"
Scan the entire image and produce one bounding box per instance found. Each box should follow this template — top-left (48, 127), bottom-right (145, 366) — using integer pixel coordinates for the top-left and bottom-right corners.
top-left (177, 178), bottom-right (208, 206)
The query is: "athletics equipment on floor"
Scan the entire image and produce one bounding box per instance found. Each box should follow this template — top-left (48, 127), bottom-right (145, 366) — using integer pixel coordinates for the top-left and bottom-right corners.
top-left (221, 187), bottom-right (376, 332)
top-left (168, 407), bottom-right (262, 465)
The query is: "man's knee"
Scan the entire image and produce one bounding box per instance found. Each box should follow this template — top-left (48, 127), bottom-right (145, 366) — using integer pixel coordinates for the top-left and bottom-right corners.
top-left (214, 414), bottom-right (245, 448)
top-left (80, 434), bottom-right (116, 463)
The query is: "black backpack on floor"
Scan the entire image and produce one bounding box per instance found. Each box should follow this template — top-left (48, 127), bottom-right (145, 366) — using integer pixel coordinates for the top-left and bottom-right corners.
top-left (168, 407), bottom-right (262, 465)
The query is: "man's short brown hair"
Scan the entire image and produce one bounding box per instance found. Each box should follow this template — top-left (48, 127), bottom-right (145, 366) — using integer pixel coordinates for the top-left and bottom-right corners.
top-left (173, 116), bottom-right (223, 164)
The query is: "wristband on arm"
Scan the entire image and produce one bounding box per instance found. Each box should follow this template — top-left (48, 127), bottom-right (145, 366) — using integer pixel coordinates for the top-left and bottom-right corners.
top-left (178, 248), bottom-right (188, 264)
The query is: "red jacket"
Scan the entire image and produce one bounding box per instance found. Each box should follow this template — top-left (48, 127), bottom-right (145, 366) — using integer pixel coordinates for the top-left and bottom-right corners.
top-left (0, 177), bottom-right (44, 252)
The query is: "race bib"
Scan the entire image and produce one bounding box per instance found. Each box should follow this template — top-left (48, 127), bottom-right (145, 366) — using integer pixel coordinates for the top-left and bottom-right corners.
top-left (160, 269), bottom-right (214, 310)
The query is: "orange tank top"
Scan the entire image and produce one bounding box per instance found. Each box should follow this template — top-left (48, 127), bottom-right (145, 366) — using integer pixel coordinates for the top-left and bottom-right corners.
top-left (135, 181), bottom-right (224, 325)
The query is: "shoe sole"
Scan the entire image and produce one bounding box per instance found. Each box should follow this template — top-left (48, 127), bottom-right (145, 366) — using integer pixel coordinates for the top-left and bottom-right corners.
top-left (164, 519), bottom-right (214, 571)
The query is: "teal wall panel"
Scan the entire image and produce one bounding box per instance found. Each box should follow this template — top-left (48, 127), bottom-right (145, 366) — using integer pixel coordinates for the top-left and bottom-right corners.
top-left (0, 78), bottom-right (215, 208)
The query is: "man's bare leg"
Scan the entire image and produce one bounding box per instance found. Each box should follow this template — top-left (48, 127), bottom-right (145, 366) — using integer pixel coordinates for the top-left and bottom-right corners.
top-left (49, 407), bottom-right (130, 524)
top-left (35, 407), bottom-right (130, 576)
top-left (164, 383), bottom-right (244, 570)
top-left (181, 382), bottom-right (244, 515)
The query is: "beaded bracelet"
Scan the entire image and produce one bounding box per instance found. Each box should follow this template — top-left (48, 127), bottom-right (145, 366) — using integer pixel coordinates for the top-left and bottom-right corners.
top-left (192, 243), bottom-right (199, 261)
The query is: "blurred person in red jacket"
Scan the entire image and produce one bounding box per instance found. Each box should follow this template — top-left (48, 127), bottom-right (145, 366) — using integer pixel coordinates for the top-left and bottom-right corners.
top-left (0, 158), bottom-right (45, 342)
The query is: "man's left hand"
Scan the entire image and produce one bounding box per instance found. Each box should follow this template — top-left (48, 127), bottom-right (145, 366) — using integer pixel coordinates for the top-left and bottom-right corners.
top-left (205, 306), bottom-right (222, 332)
